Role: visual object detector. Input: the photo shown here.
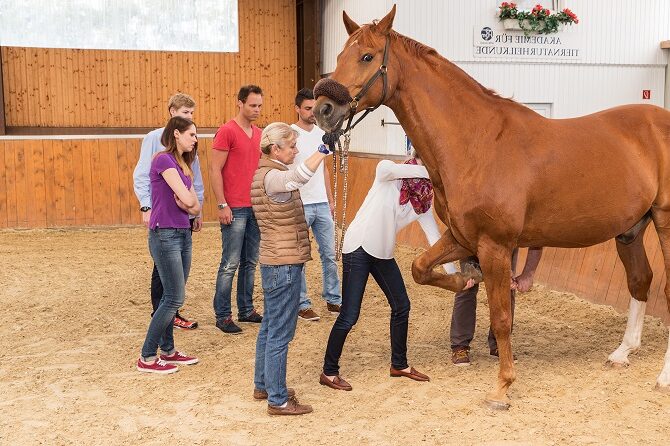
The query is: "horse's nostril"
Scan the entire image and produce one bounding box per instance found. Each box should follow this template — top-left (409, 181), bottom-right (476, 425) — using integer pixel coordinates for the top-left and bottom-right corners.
top-left (320, 103), bottom-right (333, 117)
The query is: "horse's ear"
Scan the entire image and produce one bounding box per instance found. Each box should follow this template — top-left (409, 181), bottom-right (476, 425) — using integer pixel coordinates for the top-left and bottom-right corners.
top-left (376, 4), bottom-right (397, 35)
top-left (343, 10), bottom-right (360, 36)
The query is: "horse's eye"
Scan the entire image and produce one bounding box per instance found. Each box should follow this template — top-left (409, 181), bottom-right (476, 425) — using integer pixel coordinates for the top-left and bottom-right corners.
top-left (360, 53), bottom-right (374, 62)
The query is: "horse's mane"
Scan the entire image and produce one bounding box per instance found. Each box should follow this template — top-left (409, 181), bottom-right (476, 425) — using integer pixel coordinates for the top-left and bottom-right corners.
top-left (351, 24), bottom-right (515, 104)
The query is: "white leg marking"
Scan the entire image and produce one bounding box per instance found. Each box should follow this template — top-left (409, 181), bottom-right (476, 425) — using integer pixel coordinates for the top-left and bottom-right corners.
top-left (655, 328), bottom-right (670, 388)
top-left (607, 298), bottom-right (646, 365)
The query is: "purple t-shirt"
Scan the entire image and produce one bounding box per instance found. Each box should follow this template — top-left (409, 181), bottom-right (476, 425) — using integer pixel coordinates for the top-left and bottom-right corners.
top-left (149, 153), bottom-right (192, 229)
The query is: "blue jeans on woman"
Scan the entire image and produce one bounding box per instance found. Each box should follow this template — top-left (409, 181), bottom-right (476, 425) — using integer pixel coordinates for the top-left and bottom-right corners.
top-left (323, 247), bottom-right (411, 376)
top-left (299, 202), bottom-right (342, 311)
top-left (213, 207), bottom-right (260, 321)
top-left (141, 228), bottom-right (192, 360)
top-left (254, 264), bottom-right (302, 406)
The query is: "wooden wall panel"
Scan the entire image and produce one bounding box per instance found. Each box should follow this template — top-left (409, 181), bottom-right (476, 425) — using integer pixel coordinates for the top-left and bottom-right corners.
top-left (0, 136), bottom-right (228, 228)
top-left (0, 0), bottom-right (297, 129)
top-left (2, 142), bottom-right (668, 324)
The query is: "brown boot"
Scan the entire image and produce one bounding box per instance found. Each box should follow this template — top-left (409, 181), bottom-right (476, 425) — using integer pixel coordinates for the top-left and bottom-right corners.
top-left (267, 396), bottom-right (313, 416)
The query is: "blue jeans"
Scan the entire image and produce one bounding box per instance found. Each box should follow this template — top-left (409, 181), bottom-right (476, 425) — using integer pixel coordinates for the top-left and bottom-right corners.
top-left (323, 247), bottom-right (410, 375)
top-left (141, 228), bottom-right (192, 360)
top-left (254, 264), bottom-right (302, 406)
top-left (213, 207), bottom-right (260, 321)
top-left (299, 202), bottom-right (342, 310)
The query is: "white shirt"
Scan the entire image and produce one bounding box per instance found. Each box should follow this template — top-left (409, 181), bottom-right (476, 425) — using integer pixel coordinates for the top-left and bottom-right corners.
top-left (290, 124), bottom-right (328, 205)
top-left (343, 160), bottom-right (457, 273)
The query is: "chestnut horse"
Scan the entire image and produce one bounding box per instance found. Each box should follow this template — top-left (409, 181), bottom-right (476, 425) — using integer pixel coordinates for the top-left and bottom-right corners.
top-left (313, 5), bottom-right (670, 409)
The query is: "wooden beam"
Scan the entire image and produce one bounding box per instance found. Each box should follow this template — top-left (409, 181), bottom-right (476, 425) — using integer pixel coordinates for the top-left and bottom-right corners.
top-left (296, 0), bottom-right (320, 89)
top-left (5, 126), bottom-right (221, 136)
top-left (0, 46), bottom-right (6, 135)
top-left (661, 40), bottom-right (670, 49)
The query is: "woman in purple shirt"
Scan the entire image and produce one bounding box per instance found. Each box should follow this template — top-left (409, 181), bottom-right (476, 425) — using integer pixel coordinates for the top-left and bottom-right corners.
top-left (137, 116), bottom-right (201, 374)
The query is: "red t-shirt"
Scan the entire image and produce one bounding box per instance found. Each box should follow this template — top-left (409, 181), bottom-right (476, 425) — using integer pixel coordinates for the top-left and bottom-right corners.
top-left (212, 120), bottom-right (262, 207)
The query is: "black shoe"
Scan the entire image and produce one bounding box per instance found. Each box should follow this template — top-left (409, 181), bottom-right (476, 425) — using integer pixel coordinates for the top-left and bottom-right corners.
top-left (238, 309), bottom-right (263, 323)
top-left (216, 317), bottom-right (242, 334)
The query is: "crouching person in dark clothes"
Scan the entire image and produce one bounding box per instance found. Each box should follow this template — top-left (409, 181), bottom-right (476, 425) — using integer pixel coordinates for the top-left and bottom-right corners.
top-left (250, 122), bottom-right (331, 415)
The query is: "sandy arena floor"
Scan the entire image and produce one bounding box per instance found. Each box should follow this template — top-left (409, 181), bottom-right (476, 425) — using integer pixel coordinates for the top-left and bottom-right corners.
top-left (1, 225), bottom-right (669, 445)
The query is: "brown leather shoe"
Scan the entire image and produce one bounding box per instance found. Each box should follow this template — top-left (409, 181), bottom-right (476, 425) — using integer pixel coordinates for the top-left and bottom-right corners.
top-left (298, 308), bottom-right (320, 321)
top-left (319, 372), bottom-right (352, 391)
top-left (452, 347), bottom-right (471, 367)
top-left (253, 387), bottom-right (295, 400)
top-left (326, 303), bottom-right (341, 313)
top-left (267, 396), bottom-right (313, 416)
top-left (389, 366), bottom-right (430, 382)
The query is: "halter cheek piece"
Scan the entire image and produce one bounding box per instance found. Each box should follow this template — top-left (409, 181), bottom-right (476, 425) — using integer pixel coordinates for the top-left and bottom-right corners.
top-left (346, 35), bottom-right (391, 131)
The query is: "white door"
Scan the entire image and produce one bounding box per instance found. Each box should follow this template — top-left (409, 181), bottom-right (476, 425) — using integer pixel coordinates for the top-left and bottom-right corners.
top-left (523, 103), bottom-right (553, 118)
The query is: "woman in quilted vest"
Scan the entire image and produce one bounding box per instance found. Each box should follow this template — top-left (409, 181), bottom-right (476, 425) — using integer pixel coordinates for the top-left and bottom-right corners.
top-left (250, 122), bottom-right (331, 416)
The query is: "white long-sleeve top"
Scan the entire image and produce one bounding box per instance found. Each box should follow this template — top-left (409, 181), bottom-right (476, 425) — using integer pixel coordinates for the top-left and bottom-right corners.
top-left (343, 160), bottom-right (457, 273)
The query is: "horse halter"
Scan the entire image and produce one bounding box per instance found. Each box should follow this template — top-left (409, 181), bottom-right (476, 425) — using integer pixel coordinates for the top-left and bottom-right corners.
top-left (323, 35), bottom-right (391, 148)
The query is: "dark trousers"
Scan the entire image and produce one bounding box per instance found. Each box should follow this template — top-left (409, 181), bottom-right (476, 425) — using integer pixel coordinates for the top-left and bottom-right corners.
top-left (150, 218), bottom-right (195, 316)
top-left (450, 251), bottom-right (517, 351)
top-left (323, 247), bottom-right (411, 375)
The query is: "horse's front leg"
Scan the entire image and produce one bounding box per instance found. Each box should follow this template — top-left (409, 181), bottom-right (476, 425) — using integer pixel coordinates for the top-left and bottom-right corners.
top-left (478, 241), bottom-right (516, 410)
top-left (411, 228), bottom-right (480, 292)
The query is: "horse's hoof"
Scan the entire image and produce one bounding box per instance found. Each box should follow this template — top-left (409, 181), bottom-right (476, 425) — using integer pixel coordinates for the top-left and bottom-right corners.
top-left (483, 398), bottom-right (511, 411)
top-left (461, 262), bottom-right (483, 283)
top-left (653, 383), bottom-right (670, 393)
top-left (604, 360), bottom-right (629, 369)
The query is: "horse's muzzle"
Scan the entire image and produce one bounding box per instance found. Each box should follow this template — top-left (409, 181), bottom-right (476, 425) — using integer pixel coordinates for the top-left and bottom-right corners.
top-left (314, 78), bottom-right (352, 105)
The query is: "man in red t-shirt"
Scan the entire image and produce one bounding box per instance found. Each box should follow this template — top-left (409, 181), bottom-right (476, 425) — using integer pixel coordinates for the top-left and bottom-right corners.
top-left (210, 85), bottom-right (264, 334)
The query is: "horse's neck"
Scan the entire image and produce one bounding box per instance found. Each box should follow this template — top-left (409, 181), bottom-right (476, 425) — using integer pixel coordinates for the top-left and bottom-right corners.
top-left (387, 47), bottom-right (500, 181)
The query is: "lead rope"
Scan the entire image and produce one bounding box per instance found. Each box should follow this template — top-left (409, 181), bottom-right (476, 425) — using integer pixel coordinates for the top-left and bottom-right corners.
top-left (332, 132), bottom-right (351, 260)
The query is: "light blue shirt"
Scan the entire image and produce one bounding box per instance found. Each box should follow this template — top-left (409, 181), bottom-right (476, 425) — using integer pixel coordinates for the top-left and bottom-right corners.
top-left (133, 127), bottom-right (205, 210)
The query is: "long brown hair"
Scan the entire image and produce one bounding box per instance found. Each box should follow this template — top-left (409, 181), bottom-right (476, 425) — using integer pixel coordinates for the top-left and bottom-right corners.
top-left (160, 116), bottom-right (197, 179)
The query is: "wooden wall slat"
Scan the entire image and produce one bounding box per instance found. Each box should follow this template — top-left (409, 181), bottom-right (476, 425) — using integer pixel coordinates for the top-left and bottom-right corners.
top-left (107, 140), bottom-right (122, 224)
top-left (13, 141), bottom-right (26, 225)
top-left (80, 140), bottom-right (94, 225)
top-left (4, 141), bottom-right (17, 226)
top-left (62, 140), bottom-right (76, 224)
top-left (42, 139), bottom-right (56, 226)
top-left (0, 141), bottom-right (6, 227)
top-left (71, 140), bottom-right (85, 225)
top-left (117, 140), bottom-right (132, 225)
top-left (26, 139), bottom-right (46, 227)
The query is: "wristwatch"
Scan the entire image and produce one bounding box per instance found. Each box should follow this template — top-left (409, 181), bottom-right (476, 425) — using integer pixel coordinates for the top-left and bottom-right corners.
top-left (217, 203), bottom-right (228, 210)
top-left (140, 206), bottom-right (151, 212)
top-left (317, 144), bottom-right (330, 155)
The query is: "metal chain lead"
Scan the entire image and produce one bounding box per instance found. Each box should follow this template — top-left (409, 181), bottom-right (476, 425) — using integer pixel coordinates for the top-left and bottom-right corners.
top-left (332, 139), bottom-right (340, 259)
top-left (338, 133), bottom-right (350, 260)
top-left (331, 132), bottom-right (351, 261)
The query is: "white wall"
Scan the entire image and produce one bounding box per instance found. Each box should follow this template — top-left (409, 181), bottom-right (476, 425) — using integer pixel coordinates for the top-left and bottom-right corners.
top-left (321, 0), bottom-right (670, 155)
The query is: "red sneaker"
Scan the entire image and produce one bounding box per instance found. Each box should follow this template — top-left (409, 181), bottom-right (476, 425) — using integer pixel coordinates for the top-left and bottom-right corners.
top-left (137, 358), bottom-right (178, 374)
top-left (174, 314), bottom-right (198, 330)
top-left (160, 351), bottom-right (199, 365)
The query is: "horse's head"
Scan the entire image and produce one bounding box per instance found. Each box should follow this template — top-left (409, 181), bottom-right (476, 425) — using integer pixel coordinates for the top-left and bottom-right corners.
top-left (314, 5), bottom-right (399, 133)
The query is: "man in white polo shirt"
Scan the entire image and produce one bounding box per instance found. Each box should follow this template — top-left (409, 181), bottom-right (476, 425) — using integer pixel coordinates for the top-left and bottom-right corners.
top-left (290, 88), bottom-right (342, 321)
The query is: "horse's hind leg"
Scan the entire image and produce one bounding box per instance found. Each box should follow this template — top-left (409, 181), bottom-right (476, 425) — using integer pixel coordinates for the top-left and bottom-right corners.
top-left (606, 216), bottom-right (652, 367)
top-left (650, 207), bottom-right (670, 389)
